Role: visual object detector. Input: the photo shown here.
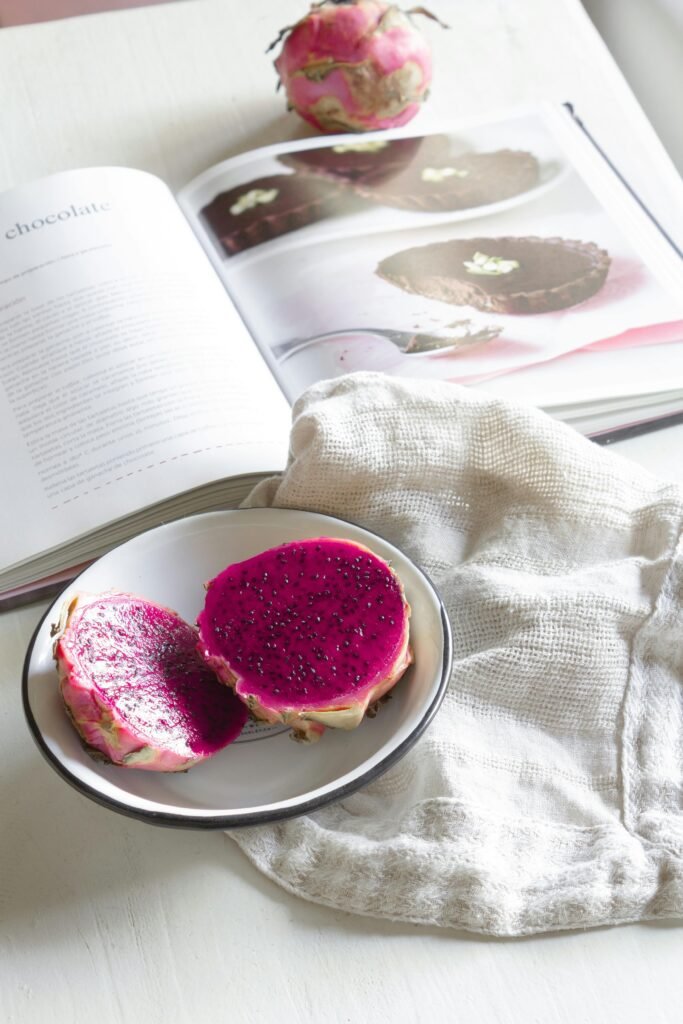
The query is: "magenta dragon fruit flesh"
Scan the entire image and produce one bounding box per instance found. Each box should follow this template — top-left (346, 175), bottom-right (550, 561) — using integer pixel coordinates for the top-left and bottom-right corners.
top-left (197, 537), bottom-right (413, 741)
top-left (270, 0), bottom-right (446, 133)
top-left (53, 592), bottom-right (248, 771)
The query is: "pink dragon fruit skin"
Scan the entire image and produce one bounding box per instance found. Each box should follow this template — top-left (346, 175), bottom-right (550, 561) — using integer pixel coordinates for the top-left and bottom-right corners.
top-left (53, 593), bottom-right (248, 771)
top-left (273, 0), bottom-right (433, 133)
top-left (197, 537), bottom-right (413, 742)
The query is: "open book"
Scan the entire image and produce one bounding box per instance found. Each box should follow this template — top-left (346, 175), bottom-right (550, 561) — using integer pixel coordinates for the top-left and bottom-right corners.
top-left (2, 105), bottom-right (682, 603)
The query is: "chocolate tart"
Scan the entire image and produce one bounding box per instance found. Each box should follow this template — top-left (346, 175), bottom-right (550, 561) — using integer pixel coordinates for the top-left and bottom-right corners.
top-left (278, 135), bottom-right (435, 186)
top-left (356, 149), bottom-right (540, 211)
top-left (199, 174), bottom-right (351, 256)
top-left (376, 236), bottom-right (611, 314)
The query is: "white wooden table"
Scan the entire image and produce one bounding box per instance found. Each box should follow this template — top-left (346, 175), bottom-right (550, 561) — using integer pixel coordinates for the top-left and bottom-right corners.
top-left (1, 2), bottom-right (682, 1021)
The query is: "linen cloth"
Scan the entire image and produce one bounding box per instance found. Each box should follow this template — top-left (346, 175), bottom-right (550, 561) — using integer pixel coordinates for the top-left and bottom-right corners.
top-left (231, 372), bottom-right (683, 936)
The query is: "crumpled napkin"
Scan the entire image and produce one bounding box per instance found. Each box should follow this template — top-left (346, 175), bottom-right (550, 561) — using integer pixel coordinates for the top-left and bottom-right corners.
top-left (230, 372), bottom-right (683, 936)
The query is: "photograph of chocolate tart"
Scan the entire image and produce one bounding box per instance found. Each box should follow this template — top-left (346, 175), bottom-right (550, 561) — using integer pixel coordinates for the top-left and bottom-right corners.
top-left (278, 135), bottom-right (433, 186)
top-left (199, 174), bottom-right (351, 256)
top-left (356, 149), bottom-right (540, 212)
top-left (376, 236), bottom-right (611, 314)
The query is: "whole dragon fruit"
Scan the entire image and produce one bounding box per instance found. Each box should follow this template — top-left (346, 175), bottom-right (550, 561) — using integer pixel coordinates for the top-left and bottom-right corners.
top-left (197, 537), bottom-right (413, 741)
top-left (53, 593), bottom-right (248, 771)
top-left (270, 0), bottom-right (444, 133)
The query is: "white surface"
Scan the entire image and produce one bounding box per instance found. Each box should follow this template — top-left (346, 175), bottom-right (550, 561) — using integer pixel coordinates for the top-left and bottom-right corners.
top-left (1, 1), bottom-right (683, 1021)
top-left (582, 0), bottom-right (683, 171)
top-left (26, 509), bottom-right (447, 824)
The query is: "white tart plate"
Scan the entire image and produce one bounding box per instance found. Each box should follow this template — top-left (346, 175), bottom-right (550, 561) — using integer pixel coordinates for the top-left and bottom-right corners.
top-left (23, 508), bottom-right (451, 830)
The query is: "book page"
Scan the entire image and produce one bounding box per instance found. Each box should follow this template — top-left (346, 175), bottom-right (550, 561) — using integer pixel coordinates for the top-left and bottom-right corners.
top-left (179, 107), bottom-right (683, 416)
top-left (0, 167), bottom-right (290, 574)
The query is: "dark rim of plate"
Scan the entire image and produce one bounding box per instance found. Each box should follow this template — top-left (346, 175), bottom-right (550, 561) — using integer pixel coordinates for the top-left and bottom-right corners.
top-left (22, 507), bottom-right (452, 831)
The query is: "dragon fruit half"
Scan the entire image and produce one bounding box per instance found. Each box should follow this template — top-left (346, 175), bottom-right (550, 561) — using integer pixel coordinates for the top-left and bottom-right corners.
top-left (197, 537), bottom-right (413, 741)
top-left (53, 593), bottom-right (248, 771)
top-left (270, 0), bottom-right (443, 133)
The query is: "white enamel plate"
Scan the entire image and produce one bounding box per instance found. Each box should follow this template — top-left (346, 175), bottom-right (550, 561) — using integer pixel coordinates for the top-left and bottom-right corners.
top-left (23, 508), bottom-right (451, 829)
